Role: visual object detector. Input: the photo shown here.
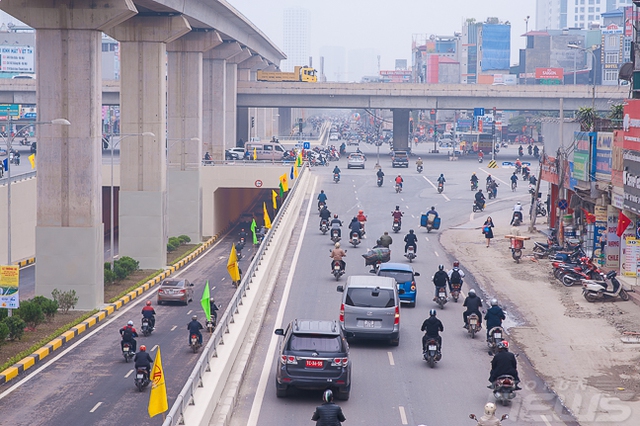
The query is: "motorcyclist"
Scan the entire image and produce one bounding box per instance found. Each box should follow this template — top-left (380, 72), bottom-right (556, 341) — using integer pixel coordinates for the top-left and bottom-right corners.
top-left (533, 145), bottom-right (540, 157)
top-left (141, 300), bottom-right (156, 330)
top-left (528, 144), bottom-right (533, 155)
top-left (377, 231), bottom-right (393, 248)
top-left (515, 158), bottom-right (522, 171)
top-left (416, 157), bottom-right (424, 169)
top-left (319, 205), bottom-right (332, 226)
top-left (330, 214), bottom-right (343, 238)
top-left (478, 150), bottom-right (484, 161)
top-left (348, 217), bottom-right (362, 239)
top-left (425, 206), bottom-right (438, 220)
top-left (486, 174), bottom-right (493, 187)
top-left (510, 201), bottom-right (523, 225)
top-left (376, 168), bottom-right (384, 182)
top-left (392, 206), bottom-right (403, 226)
top-left (437, 173), bottom-right (446, 187)
top-left (209, 297), bottom-right (219, 325)
top-left (339, 142), bottom-right (346, 155)
top-left (333, 165), bottom-right (341, 179)
top-left (404, 229), bottom-right (418, 254)
top-left (432, 264), bottom-right (450, 300)
top-left (518, 145), bottom-right (524, 157)
top-left (447, 261), bottom-right (465, 293)
top-left (463, 289), bottom-right (483, 329)
top-left (477, 402), bottom-right (503, 426)
top-left (134, 345), bottom-right (153, 376)
top-left (486, 298), bottom-right (506, 340)
top-left (475, 189), bottom-right (486, 210)
top-left (330, 242), bottom-right (347, 272)
top-left (421, 309), bottom-right (444, 352)
top-left (394, 174), bottom-right (404, 189)
top-left (317, 190), bottom-right (328, 209)
top-left (119, 320), bottom-right (138, 352)
top-left (356, 209), bottom-right (367, 236)
top-left (470, 172), bottom-right (479, 187)
top-left (311, 389), bottom-right (346, 425)
top-left (510, 172), bottom-right (518, 189)
top-left (489, 340), bottom-right (521, 389)
top-left (488, 179), bottom-right (499, 198)
top-left (187, 315), bottom-right (204, 345)
top-left (529, 174), bottom-right (537, 186)
top-left (522, 164), bottom-right (531, 179)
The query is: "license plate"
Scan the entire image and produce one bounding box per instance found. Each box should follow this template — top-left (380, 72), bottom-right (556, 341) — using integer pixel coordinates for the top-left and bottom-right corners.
top-left (428, 345), bottom-right (437, 351)
top-left (494, 333), bottom-right (502, 339)
top-left (334, 265), bottom-right (340, 270)
top-left (123, 347), bottom-right (129, 352)
top-left (305, 359), bottom-right (323, 368)
top-left (439, 291), bottom-right (446, 297)
top-left (364, 320), bottom-right (375, 328)
top-left (136, 374), bottom-right (144, 379)
top-left (470, 319), bottom-right (478, 325)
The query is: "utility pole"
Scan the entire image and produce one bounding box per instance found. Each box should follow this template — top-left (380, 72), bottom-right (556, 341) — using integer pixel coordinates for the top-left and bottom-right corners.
top-left (634, 2), bottom-right (640, 98)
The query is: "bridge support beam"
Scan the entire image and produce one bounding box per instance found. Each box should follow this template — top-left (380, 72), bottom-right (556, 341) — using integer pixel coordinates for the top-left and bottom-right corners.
top-left (392, 109), bottom-right (410, 151)
top-left (0, 0), bottom-right (136, 309)
top-left (106, 16), bottom-right (191, 269)
top-left (166, 31), bottom-right (222, 244)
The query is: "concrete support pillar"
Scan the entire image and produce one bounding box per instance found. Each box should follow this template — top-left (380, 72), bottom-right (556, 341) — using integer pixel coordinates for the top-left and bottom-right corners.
top-left (237, 108), bottom-right (250, 145)
top-left (279, 108), bottom-right (292, 137)
top-left (106, 16), bottom-right (191, 269)
top-left (225, 62), bottom-right (238, 147)
top-left (166, 31), bottom-right (221, 244)
top-left (0, 0), bottom-right (136, 310)
top-left (392, 109), bottom-right (410, 151)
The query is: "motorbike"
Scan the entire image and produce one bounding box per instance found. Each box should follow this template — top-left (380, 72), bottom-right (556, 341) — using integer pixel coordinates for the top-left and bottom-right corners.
top-left (320, 219), bottom-right (329, 234)
top-left (332, 259), bottom-right (346, 281)
top-left (450, 283), bottom-right (462, 303)
top-left (511, 211), bottom-right (522, 227)
top-left (509, 238), bottom-right (523, 263)
top-left (522, 170), bottom-right (530, 181)
top-left (472, 200), bottom-right (485, 213)
top-left (511, 181), bottom-right (517, 192)
top-left (318, 201), bottom-right (326, 212)
top-left (493, 375), bottom-right (517, 406)
top-left (467, 313), bottom-right (481, 339)
top-left (122, 342), bottom-right (135, 362)
top-left (422, 337), bottom-right (441, 368)
top-left (487, 183), bottom-right (498, 199)
top-left (405, 246), bottom-right (416, 262)
top-left (392, 218), bottom-right (401, 233)
top-left (469, 413), bottom-right (509, 424)
top-left (417, 164), bottom-right (423, 173)
top-left (141, 317), bottom-right (153, 337)
top-left (331, 227), bottom-right (341, 243)
top-left (478, 156), bottom-right (483, 163)
top-left (559, 257), bottom-right (604, 287)
top-left (471, 180), bottom-right (478, 191)
top-left (395, 182), bottom-right (402, 193)
top-left (487, 326), bottom-right (505, 356)
top-left (206, 318), bottom-right (216, 333)
top-left (190, 334), bottom-right (202, 353)
top-left (436, 287), bottom-right (447, 309)
top-left (377, 175), bottom-right (384, 187)
top-left (536, 201), bottom-right (547, 217)
top-left (236, 238), bottom-right (245, 260)
top-left (582, 270), bottom-right (630, 302)
top-left (350, 231), bottom-right (361, 247)
top-left (515, 164), bottom-right (522, 174)
top-left (437, 182), bottom-right (444, 194)
top-left (334, 173), bottom-right (340, 183)
top-left (134, 368), bottom-right (150, 392)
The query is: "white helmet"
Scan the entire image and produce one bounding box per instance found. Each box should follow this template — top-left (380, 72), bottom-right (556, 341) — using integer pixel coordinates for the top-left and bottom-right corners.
top-left (517, 201), bottom-right (521, 205)
top-left (484, 402), bottom-right (497, 416)
top-left (335, 242), bottom-right (341, 248)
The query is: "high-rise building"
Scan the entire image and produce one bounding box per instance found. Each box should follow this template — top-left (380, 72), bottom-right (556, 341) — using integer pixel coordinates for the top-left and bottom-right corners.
top-left (460, 20), bottom-right (511, 84)
top-left (536, 0), bottom-right (568, 30)
top-left (539, 0), bottom-right (632, 30)
top-left (282, 8), bottom-right (310, 72)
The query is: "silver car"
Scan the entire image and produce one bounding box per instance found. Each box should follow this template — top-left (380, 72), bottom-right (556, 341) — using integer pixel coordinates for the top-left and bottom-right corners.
top-left (337, 275), bottom-right (401, 346)
top-left (157, 278), bottom-right (194, 305)
top-left (347, 153), bottom-right (365, 169)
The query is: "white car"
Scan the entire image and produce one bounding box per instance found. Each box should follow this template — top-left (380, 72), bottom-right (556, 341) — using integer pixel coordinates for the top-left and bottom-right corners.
top-left (225, 147), bottom-right (245, 160)
top-left (329, 133), bottom-right (339, 141)
top-left (347, 153), bottom-right (365, 169)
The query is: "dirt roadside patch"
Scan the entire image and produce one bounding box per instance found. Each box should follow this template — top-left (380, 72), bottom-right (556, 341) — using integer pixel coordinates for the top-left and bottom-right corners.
top-left (441, 207), bottom-right (640, 425)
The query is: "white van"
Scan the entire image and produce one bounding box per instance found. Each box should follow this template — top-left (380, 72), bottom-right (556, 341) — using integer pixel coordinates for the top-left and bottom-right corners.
top-left (244, 141), bottom-right (286, 161)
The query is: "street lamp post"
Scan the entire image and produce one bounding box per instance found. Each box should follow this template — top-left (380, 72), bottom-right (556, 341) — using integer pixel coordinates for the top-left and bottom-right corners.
top-left (109, 132), bottom-right (155, 270)
top-left (568, 44), bottom-right (597, 123)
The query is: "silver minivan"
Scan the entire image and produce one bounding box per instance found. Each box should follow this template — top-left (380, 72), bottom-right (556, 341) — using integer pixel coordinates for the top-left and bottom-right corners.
top-left (337, 275), bottom-right (401, 346)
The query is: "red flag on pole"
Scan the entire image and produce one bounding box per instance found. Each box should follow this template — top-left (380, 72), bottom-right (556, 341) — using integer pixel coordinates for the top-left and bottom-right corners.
top-left (616, 211), bottom-right (632, 237)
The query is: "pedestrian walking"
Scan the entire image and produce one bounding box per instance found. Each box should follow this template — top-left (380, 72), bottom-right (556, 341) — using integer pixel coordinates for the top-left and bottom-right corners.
top-left (482, 217), bottom-right (495, 247)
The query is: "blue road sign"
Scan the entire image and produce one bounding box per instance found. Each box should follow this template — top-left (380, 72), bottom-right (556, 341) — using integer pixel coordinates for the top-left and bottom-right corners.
top-left (303, 142), bottom-right (310, 150)
top-left (474, 108), bottom-right (485, 117)
top-left (558, 199), bottom-right (568, 210)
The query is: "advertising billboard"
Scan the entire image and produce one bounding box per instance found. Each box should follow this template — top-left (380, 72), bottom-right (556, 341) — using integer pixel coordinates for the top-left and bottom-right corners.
top-left (572, 132), bottom-right (591, 181)
top-left (623, 150), bottom-right (640, 214)
top-left (0, 45), bottom-right (34, 73)
top-left (535, 67), bottom-right (564, 80)
top-left (595, 132), bottom-right (613, 181)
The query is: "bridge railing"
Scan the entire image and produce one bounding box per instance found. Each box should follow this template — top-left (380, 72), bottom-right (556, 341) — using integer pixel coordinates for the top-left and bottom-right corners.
top-left (162, 165), bottom-right (308, 426)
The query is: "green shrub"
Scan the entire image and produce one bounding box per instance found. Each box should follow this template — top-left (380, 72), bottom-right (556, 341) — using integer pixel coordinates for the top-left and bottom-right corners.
top-left (51, 288), bottom-right (78, 314)
top-left (104, 261), bottom-right (112, 271)
top-left (0, 309), bottom-right (7, 321)
top-left (114, 264), bottom-right (128, 280)
top-left (104, 268), bottom-right (117, 284)
top-left (178, 235), bottom-right (191, 244)
top-left (167, 240), bottom-right (178, 252)
top-left (0, 322), bottom-right (9, 346)
top-left (116, 256), bottom-right (139, 274)
top-left (31, 296), bottom-right (58, 321)
top-left (3, 316), bottom-right (25, 340)
top-left (169, 236), bottom-right (181, 247)
top-left (16, 300), bottom-right (45, 329)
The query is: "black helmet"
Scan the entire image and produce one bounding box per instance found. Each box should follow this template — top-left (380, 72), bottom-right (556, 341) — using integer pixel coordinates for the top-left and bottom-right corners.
top-left (323, 389), bottom-right (334, 403)
top-left (479, 189), bottom-right (483, 192)
top-left (438, 264), bottom-right (444, 271)
top-left (430, 206), bottom-right (435, 210)
top-left (409, 229), bottom-right (414, 234)
top-left (334, 214), bottom-right (338, 218)
top-left (395, 205), bottom-right (400, 210)
top-left (429, 309), bottom-right (437, 317)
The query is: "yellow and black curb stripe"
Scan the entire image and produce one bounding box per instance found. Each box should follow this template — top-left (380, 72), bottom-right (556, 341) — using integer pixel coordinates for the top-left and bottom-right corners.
top-left (16, 257), bottom-right (35, 268)
top-left (0, 232), bottom-right (225, 386)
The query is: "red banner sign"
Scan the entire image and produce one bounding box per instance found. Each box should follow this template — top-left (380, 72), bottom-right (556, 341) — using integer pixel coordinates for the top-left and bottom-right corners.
top-left (535, 67), bottom-right (564, 80)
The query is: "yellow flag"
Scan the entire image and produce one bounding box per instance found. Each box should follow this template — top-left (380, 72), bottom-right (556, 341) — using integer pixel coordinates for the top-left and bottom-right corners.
top-left (227, 244), bottom-right (241, 282)
top-left (28, 154), bottom-right (36, 169)
top-left (263, 202), bottom-right (272, 229)
top-left (148, 347), bottom-right (168, 418)
top-left (253, 147), bottom-right (257, 160)
top-left (271, 190), bottom-right (278, 210)
top-left (293, 163), bottom-right (299, 178)
top-left (279, 173), bottom-right (289, 192)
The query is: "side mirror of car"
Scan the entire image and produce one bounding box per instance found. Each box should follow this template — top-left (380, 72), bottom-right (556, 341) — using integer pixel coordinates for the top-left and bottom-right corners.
top-left (414, 272), bottom-right (421, 277)
top-left (336, 285), bottom-right (344, 292)
top-left (274, 329), bottom-right (284, 336)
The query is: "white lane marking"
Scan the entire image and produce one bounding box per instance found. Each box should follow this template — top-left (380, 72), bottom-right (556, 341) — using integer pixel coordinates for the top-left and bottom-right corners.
top-left (411, 215), bottom-right (415, 218)
top-left (221, 277), bottom-right (226, 281)
top-left (423, 176), bottom-right (436, 189)
top-left (151, 345), bottom-right (158, 352)
top-left (89, 402), bottom-right (102, 413)
top-left (171, 325), bottom-right (177, 331)
top-left (387, 351), bottom-right (395, 366)
top-left (540, 415), bottom-right (553, 426)
top-left (479, 168), bottom-right (508, 185)
top-left (434, 251), bottom-right (439, 257)
top-left (441, 193), bottom-right (451, 202)
top-left (405, 205), bottom-right (410, 209)
top-left (124, 370), bottom-right (134, 378)
top-left (218, 256), bottom-right (225, 260)
top-left (399, 406), bottom-right (408, 425)
top-left (425, 237), bottom-right (429, 242)
top-left (187, 310), bottom-right (193, 315)
top-left (247, 176), bottom-right (317, 426)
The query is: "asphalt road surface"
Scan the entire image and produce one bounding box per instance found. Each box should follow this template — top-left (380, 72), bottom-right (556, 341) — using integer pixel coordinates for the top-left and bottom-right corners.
top-left (227, 143), bottom-right (575, 426)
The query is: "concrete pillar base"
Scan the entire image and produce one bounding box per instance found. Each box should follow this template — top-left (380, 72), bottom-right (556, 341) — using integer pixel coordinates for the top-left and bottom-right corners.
top-left (167, 169), bottom-right (202, 243)
top-left (119, 191), bottom-right (166, 269)
top-left (35, 226), bottom-right (104, 310)
top-left (393, 109), bottom-right (410, 151)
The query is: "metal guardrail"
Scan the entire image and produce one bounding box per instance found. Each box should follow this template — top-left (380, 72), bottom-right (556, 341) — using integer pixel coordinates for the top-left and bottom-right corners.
top-left (162, 165), bottom-right (308, 426)
top-left (0, 170), bottom-right (37, 184)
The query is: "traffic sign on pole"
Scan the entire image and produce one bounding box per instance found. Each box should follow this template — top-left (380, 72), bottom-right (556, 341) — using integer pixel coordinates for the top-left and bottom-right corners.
top-left (473, 108), bottom-right (485, 117)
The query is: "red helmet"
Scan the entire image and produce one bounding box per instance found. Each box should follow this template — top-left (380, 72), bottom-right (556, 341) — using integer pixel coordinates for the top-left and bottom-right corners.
top-left (453, 261), bottom-right (460, 268)
top-left (140, 345), bottom-right (147, 351)
top-left (146, 301), bottom-right (151, 306)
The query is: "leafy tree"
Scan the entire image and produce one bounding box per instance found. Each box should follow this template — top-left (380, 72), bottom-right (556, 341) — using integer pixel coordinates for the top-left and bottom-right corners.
top-left (576, 107), bottom-right (597, 131)
top-left (608, 103), bottom-right (624, 121)
top-left (51, 289), bottom-right (78, 314)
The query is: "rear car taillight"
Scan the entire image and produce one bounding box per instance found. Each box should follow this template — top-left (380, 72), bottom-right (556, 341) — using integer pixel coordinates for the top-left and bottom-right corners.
top-left (331, 357), bottom-right (349, 367)
top-left (394, 306), bottom-right (400, 325)
top-left (280, 355), bottom-right (297, 365)
top-left (339, 304), bottom-right (344, 323)
top-left (410, 281), bottom-right (416, 291)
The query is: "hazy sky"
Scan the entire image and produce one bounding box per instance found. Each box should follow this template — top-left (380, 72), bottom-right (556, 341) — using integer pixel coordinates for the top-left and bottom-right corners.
top-left (228, 0), bottom-right (537, 70)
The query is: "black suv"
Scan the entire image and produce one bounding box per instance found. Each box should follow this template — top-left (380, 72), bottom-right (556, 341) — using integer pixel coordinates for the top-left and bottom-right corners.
top-left (274, 319), bottom-right (351, 400)
top-left (391, 150), bottom-right (409, 168)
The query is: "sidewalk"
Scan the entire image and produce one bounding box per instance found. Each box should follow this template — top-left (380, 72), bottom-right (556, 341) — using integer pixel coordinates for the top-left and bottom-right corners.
top-left (440, 204), bottom-right (640, 425)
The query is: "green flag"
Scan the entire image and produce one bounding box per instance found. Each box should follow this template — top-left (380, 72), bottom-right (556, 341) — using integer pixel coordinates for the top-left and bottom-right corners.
top-left (201, 280), bottom-right (211, 322)
top-left (250, 218), bottom-right (258, 245)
